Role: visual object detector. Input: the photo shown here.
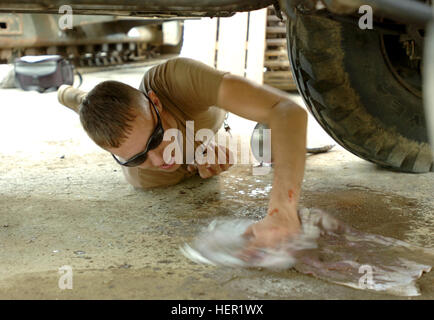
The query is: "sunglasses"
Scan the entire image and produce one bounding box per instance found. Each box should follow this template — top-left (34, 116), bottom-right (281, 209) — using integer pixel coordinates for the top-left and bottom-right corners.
top-left (111, 92), bottom-right (164, 167)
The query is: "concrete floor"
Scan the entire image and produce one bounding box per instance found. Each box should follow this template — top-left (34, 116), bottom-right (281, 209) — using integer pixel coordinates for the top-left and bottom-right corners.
top-left (0, 61), bottom-right (433, 299)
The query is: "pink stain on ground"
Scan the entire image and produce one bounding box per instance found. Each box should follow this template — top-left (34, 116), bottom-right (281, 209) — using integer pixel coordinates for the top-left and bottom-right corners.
top-left (288, 189), bottom-right (294, 202)
top-left (269, 208), bottom-right (279, 216)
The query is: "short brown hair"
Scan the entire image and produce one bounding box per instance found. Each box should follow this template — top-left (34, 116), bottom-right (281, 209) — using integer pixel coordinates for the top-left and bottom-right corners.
top-left (79, 81), bottom-right (142, 148)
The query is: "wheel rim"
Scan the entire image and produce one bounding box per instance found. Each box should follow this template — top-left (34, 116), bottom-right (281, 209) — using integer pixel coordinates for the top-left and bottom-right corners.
top-left (380, 24), bottom-right (424, 98)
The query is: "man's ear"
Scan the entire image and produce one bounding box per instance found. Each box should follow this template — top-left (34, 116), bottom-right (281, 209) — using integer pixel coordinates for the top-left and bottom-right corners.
top-left (147, 90), bottom-right (163, 113)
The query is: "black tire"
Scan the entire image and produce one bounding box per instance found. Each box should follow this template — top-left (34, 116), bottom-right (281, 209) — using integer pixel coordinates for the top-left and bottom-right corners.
top-left (286, 11), bottom-right (433, 173)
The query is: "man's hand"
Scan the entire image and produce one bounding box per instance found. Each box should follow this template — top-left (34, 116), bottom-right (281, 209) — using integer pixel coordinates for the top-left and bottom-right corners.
top-left (187, 143), bottom-right (233, 179)
top-left (240, 202), bottom-right (301, 262)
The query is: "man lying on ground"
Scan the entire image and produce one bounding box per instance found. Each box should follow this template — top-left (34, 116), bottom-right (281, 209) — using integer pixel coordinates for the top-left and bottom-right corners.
top-left (58, 57), bottom-right (308, 257)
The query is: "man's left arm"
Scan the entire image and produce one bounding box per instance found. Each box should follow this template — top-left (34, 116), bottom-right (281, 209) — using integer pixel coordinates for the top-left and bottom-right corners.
top-left (216, 73), bottom-right (308, 248)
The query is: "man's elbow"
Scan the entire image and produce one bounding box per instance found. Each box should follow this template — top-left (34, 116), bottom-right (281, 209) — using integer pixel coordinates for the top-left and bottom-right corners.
top-left (270, 99), bottom-right (308, 124)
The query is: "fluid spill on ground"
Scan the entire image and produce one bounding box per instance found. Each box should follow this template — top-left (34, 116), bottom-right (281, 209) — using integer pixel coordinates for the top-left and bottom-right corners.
top-left (1, 163), bottom-right (432, 299)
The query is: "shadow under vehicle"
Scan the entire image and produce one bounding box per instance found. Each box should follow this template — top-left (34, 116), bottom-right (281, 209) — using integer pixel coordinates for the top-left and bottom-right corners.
top-left (0, 13), bottom-right (184, 66)
top-left (1, 0), bottom-right (433, 173)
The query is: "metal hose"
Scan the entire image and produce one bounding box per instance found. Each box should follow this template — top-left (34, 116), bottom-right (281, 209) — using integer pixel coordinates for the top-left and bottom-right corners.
top-left (57, 85), bottom-right (87, 113)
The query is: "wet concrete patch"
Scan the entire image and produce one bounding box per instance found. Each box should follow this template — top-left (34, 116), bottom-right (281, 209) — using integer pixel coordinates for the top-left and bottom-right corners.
top-left (1, 263), bottom-right (430, 300)
top-left (1, 163), bottom-right (432, 299)
top-left (300, 186), bottom-right (434, 248)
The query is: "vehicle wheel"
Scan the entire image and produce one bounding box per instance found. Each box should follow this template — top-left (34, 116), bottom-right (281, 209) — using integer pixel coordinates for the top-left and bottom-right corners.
top-left (286, 10), bottom-right (433, 173)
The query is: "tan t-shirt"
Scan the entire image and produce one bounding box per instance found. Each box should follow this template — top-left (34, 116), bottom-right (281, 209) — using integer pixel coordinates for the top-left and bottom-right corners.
top-left (137, 57), bottom-right (229, 188)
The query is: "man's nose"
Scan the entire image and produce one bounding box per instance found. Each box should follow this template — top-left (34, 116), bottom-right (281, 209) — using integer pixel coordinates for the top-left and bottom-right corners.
top-left (146, 150), bottom-right (164, 168)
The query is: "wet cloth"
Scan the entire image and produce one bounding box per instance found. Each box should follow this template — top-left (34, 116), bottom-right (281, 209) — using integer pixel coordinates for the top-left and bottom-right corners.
top-left (137, 57), bottom-right (229, 188)
top-left (182, 208), bottom-right (433, 296)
